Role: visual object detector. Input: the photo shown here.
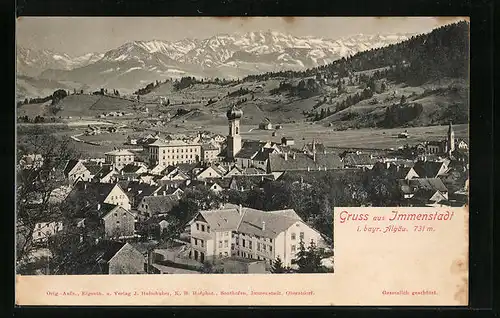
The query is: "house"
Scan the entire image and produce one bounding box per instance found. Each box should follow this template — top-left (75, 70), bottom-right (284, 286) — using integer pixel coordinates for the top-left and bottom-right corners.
top-left (105, 149), bottom-right (135, 169)
top-left (187, 204), bottom-right (326, 267)
top-left (412, 160), bottom-right (449, 178)
top-left (259, 121), bottom-right (273, 130)
top-left (118, 180), bottom-right (160, 210)
top-left (92, 164), bottom-right (119, 183)
top-left (127, 135), bottom-right (139, 145)
top-left (195, 165), bottom-right (226, 180)
top-left (224, 165), bottom-right (243, 178)
top-left (59, 241), bottom-right (146, 275)
top-left (191, 178), bottom-right (234, 193)
top-left (302, 141), bottom-right (327, 155)
top-left (223, 257), bottom-right (267, 274)
top-left (252, 148), bottom-right (277, 171)
top-left (137, 194), bottom-right (181, 218)
top-left (398, 178), bottom-right (449, 200)
top-left (32, 221), bottom-right (63, 243)
top-left (425, 140), bottom-right (446, 155)
top-left (69, 181), bottom-right (131, 210)
top-left (387, 165), bottom-right (419, 180)
top-left (64, 160), bottom-right (103, 184)
top-left (456, 139), bottom-right (468, 150)
top-left (407, 189), bottom-right (448, 205)
top-left (342, 153), bottom-right (378, 169)
top-left (267, 152), bottom-right (343, 178)
top-left (80, 203), bottom-right (136, 239)
top-left (201, 144), bottom-right (220, 163)
top-left (281, 137), bottom-right (295, 146)
top-left (117, 163), bottom-right (148, 181)
top-left (229, 174), bottom-right (274, 191)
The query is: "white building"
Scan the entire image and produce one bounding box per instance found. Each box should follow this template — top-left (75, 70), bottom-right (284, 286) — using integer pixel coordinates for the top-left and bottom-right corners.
top-left (145, 139), bottom-right (201, 167)
top-left (188, 204), bottom-right (326, 266)
top-left (105, 149), bottom-right (135, 169)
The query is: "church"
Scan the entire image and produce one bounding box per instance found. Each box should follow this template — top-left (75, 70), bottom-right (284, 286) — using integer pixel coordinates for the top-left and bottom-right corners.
top-left (218, 106), bottom-right (281, 170)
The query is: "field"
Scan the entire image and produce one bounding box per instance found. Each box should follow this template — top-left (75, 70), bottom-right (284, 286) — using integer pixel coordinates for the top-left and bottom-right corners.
top-left (38, 118), bottom-right (467, 158)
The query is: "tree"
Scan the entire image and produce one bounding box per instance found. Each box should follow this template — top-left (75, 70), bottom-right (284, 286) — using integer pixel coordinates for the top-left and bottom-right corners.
top-left (293, 239), bottom-right (328, 273)
top-left (16, 129), bottom-right (81, 271)
top-left (271, 255), bottom-right (286, 273)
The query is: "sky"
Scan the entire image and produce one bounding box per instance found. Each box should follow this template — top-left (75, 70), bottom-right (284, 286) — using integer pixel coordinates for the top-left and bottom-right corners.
top-left (16, 17), bottom-right (467, 56)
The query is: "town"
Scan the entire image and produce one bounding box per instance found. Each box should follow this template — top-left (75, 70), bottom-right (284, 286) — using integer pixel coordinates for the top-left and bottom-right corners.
top-left (16, 105), bottom-right (468, 275)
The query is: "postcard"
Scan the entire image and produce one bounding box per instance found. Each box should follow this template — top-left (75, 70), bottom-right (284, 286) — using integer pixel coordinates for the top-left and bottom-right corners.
top-left (15, 16), bottom-right (469, 306)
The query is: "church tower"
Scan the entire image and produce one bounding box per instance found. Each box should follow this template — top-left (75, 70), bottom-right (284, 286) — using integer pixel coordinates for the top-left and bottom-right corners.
top-left (447, 121), bottom-right (455, 155)
top-left (226, 106), bottom-right (243, 160)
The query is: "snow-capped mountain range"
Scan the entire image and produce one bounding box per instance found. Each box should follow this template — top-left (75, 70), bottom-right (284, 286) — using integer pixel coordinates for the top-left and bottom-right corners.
top-left (17, 30), bottom-right (413, 93)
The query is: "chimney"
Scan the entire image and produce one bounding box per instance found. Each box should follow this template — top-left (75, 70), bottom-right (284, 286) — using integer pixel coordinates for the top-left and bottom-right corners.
top-left (163, 191), bottom-right (166, 196)
top-left (97, 203), bottom-right (101, 211)
top-left (284, 152), bottom-right (288, 161)
top-left (262, 221), bottom-right (266, 231)
top-left (84, 183), bottom-right (87, 190)
top-left (238, 204), bottom-right (242, 215)
top-left (307, 166), bottom-right (310, 171)
top-left (292, 153), bottom-right (296, 160)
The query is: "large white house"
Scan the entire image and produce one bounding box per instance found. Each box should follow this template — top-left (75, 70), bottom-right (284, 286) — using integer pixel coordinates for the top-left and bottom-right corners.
top-left (187, 204), bottom-right (326, 267)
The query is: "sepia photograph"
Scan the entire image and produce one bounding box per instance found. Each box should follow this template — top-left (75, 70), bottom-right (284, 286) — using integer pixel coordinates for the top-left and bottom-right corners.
top-left (16, 17), bottom-right (469, 277)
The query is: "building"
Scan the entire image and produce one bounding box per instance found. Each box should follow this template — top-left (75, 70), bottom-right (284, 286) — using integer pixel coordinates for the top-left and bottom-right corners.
top-left (145, 139), bottom-right (201, 167)
top-left (187, 204), bottom-right (326, 267)
top-left (195, 165), bottom-right (226, 180)
top-left (226, 106), bottom-right (243, 160)
top-left (64, 160), bottom-right (107, 184)
top-left (201, 144), bottom-right (220, 163)
top-left (302, 140), bottom-right (327, 155)
top-left (342, 153), bottom-right (378, 169)
top-left (446, 121), bottom-right (455, 155)
top-left (267, 152), bottom-right (343, 178)
top-left (259, 121), bottom-right (273, 130)
top-left (137, 194), bottom-right (181, 218)
top-left (32, 221), bottom-right (63, 243)
top-left (105, 149), bottom-right (135, 169)
top-left (398, 178), bottom-right (449, 200)
top-left (60, 241), bottom-right (146, 275)
top-left (281, 137), bottom-right (295, 146)
top-left (69, 181), bottom-right (131, 210)
top-left (223, 257), bottom-right (267, 274)
top-left (412, 160), bottom-right (449, 178)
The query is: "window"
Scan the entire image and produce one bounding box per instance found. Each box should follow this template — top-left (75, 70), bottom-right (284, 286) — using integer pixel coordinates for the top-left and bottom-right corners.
top-left (207, 226), bottom-right (210, 233)
top-left (116, 221), bottom-right (120, 224)
top-left (38, 232), bottom-right (41, 237)
top-left (194, 238), bottom-right (197, 245)
top-left (291, 233), bottom-right (296, 240)
top-left (242, 239), bottom-right (246, 247)
top-left (248, 241), bottom-right (252, 249)
top-left (291, 245), bottom-right (296, 252)
top-left (196, 224), bottom-right (199, 231)
top-left (219, 252), bottom-right (222, 257)
top-left (163, 150), bottom-right (165, 154)
top-left (269, 246), bottom-right (272, 252)
top-left (163, 156), bottom-right (165, 159)
top-left (300, 232), bottom-right (304, 240)
top-left (224, 252), bottom-right (228, 256)
top-left (224, 240), bottom-right (228, 248)
top-left (219, 241), bottom-right (222, 248)
top-left (257, 243), bottom-right (260, 251)
top-left (263, 244), bottom-right (267, 251)
top-left (201, 240), bottom-right (204, 247)
top-left (123, 213), bottom-right (126, 217)
top-left (114, 213), bottom-right (118, 217)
